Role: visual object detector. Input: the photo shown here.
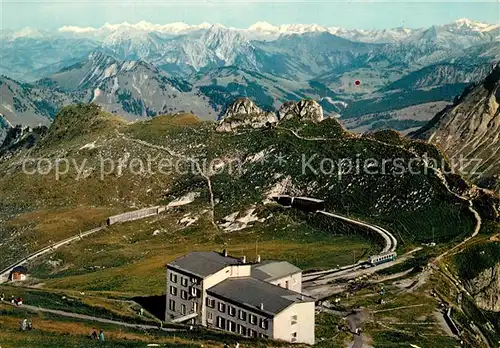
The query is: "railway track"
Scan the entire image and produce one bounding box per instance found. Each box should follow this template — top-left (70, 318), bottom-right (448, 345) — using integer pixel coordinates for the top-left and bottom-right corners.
top-left (272, 196), bottom-right (399, 285)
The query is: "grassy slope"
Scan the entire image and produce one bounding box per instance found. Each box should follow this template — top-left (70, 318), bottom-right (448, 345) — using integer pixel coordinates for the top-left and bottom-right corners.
top-left (0, 104), bottom-right (492, 347)
top-left (25, 207), bottom-right (376, 295)
top-left (0, 104), bottom-right (478, 277)
top-left (0, 304), bottom-right (298, 348)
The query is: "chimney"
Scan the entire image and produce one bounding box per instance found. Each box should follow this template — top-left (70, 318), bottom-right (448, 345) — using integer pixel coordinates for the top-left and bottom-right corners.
top-left (260, 303), bottom-right (264, 310)
top-left (222, 249), bottom-right (228, 257)
top-left (241, 255), bottom-right (246, 263)
top-left (256, 255), bottom-right (261, 263)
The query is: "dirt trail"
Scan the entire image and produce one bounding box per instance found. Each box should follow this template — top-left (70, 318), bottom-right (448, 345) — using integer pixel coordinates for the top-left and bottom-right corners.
top-left (116, 130), bottom-right (218, 230)
top-left (4, 302), bottom-right (179, 332)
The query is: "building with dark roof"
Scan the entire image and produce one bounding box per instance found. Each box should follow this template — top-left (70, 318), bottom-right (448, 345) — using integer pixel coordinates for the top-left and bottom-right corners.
top-left (165, 251), bottom-right (315, 344)
top-left (168, 251), bottom-right (243, 278)
top-left (9, 266), bottom-right (27, 282)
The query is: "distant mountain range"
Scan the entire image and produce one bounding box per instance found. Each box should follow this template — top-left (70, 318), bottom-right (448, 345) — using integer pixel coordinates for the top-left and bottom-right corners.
top-left (0, 18), bottom-right (498, 132)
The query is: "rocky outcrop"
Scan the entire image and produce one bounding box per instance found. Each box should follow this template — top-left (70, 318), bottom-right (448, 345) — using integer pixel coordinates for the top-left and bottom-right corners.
top-left (216, 98), bottom-right (325, 132)
top-left (216, 98), bottom-right (278, 132)
top-left (468, 263), bottom-right (500, 312)
top-left (411, 63), bottom-right (500, 189)
top-left (278, 100), bottom-right (324, 123)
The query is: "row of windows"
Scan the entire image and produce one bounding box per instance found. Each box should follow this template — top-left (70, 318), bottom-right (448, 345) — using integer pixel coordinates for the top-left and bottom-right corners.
top-left (215, 316), bottom-right (268, 339)
top-left (169, 286), bottom-right (200, 299)
top-left (168, 299), bottom-right (198, 314)
top-left (206, 298), bottom-right (268, 329)
top-left (169, 272), bottom-right (198, 286)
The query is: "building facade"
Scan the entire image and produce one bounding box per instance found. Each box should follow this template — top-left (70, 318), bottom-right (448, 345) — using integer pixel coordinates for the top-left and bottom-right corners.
top-left (165, 251), bottom-right (315, 344)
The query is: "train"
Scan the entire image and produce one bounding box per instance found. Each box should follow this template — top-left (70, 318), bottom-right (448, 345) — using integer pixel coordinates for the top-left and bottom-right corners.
top-left (367, 251), bottom-right (397, 266)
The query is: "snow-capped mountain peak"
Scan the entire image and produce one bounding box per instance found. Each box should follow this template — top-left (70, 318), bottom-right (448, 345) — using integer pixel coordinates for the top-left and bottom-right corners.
top-left (450, 18), bottom-right (500, 32)
top-left (248, 21), bottom-right (279, 33)
top-left (58, 21), bottom-right (214, 36)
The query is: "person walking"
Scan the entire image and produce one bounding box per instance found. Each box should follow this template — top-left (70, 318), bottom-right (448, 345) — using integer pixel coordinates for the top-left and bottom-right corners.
top-left (99, 330), bottom-right (105, 342)
top-left (91, 328), bottom-right (98, 339)
top-left (28, 320), bottom-right (33, 330)
top-left (21, 318), bottom-right (27, 331)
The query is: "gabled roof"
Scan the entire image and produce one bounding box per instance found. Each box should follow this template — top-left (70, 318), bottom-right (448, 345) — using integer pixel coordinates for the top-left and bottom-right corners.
top-left (207, 277), bottom-right (315, 316)
top-left (251, 260), bottom-right (301, 282)
top-left (168, 252), bottom-right (243, 278)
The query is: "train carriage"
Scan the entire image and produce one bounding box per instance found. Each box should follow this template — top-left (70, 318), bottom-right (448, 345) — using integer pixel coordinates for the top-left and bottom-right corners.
top-left (368, 251), bottom-right (397, 266)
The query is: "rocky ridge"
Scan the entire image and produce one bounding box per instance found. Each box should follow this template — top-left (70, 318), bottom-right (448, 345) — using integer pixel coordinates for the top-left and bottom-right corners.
top-left (468, 263), bottom-right (500, 312)
top-left (411, 62), bottom-right (500, 189)
top-left (216, 98), bottom-right (324, 132)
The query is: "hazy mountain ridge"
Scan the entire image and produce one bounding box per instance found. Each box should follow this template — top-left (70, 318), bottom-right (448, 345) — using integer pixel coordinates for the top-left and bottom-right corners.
top-left (0, 75), bottom-right (77, 127)
top-left (2, 19), bottom-right (498, 82)
top-left (1, 18), bottom-right (499, 131)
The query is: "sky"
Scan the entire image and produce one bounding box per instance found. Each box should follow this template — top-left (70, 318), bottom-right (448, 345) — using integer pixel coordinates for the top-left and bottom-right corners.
top-left (1, 0), bottom-right (499, 30)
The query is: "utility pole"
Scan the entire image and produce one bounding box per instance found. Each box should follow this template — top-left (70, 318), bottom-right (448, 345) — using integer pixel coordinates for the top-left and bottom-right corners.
top-left (255, 237), bottom-right (259, 261)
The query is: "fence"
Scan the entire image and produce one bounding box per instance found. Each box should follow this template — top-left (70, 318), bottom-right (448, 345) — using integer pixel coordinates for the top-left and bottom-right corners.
top-left (107, 206), bottom-right (166, 225)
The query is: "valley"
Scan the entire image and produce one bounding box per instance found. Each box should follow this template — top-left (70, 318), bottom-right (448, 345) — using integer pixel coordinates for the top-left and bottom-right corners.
top-left (0, 14), bottom-right (499, 348)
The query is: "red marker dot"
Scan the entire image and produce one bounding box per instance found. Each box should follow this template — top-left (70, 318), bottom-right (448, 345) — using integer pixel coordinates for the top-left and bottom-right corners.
top-left (354, 80), bottom-right (361, 86)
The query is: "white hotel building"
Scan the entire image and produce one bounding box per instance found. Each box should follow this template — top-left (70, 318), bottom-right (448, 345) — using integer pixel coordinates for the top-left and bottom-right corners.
top-left (165, 250), bottom-right (315, 344)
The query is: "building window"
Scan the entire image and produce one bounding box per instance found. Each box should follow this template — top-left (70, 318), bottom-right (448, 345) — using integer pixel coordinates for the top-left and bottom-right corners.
top-left (181, 277), bottom-right (188, 287)
top-left (218, 302), bottom-right (226, 313)
top-left (181, 304), bottom-right (186, 315)
top-left (169, 273), bottom-right (177, 283)
top-left (291, 332), bottom-right (297, 342)
top-left (191, 277), bottom-right (198, 284)
top-left (228, 306), bottom-right (236, 317)
top-left (217, 317), bottom-right (226, 329)
top-left (181, 290), bottom-right (188, 300)
top-left (291, 315), bottom-right (298, 325)
top-left (207, 312), bottom-right (214, 324)
top-left (238, 310), bottom-right (246, 321)
top-left (170, 286), bottom-right (177, 296)
top-left (206, 298), bottom-right (215, 308)
top-left (237, 324), bottom-right (247, 336)
top-left (260, 318), bottom-right (268, 330)
top-left (190, 287), bottom-right (197, 297)
top-left (192, 302), bottom-right (198, 313)
top-left (228, 320), bottom-right (236, 332)
top-left (248, 329), bottom-right (256, 337)
top-left (249, 314), bottom-right (257, 325)
top-left (168, 299), bottom-right (176, 312)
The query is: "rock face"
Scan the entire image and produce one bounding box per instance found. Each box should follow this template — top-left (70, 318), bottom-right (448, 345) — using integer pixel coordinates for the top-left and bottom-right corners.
top-left (468, 263), bottom-right (500, 312)
top-left (216, 98), bottom-right (278, 132)
top-left (411, 63), bottom-right (500, 189)
top-left (216, 98), bottom-right (326, 132)
top-left (278, 100), bottom-right (324, 123)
